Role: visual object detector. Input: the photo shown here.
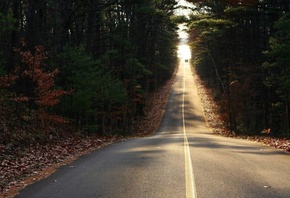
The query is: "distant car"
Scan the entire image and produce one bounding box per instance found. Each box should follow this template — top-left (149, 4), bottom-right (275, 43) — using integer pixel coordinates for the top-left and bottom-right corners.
top-left (185, 59), bottom-right (188, 62)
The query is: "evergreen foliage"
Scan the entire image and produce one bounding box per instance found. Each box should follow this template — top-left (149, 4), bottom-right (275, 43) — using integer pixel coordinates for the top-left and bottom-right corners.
top-left (0, 0), bottom-right (178, 140)
top-left (188, 0), bottom-right (290, 136)
top-left (263, 13), bottom-right (290, 135)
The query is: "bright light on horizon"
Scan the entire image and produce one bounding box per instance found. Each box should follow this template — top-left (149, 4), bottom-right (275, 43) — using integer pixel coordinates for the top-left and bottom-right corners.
top-left (176, 1), bottom-right (193, 60)
top-left (178, 44), bottom-right (191, 59)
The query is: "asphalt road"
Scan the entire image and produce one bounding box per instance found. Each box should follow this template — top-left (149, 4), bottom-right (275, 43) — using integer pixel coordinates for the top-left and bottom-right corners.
top-left (15, 58), bottom-right (290, 198)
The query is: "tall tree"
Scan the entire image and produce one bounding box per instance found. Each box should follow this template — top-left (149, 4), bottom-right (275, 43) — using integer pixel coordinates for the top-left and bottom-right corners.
top-left (188, 0), bottom-right (290, 135)
top-left (264, 13), bottom-right (290, 135)
top-left (0, 0), bottom-right (179, 136)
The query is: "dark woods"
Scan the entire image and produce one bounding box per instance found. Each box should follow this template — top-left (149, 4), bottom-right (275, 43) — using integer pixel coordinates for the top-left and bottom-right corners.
top-left (2, 0), bottom-right (290, 145)
top-left (0, 0), bottom-right (178, 143)
top-left (187, 0), bottom-right (290, 137)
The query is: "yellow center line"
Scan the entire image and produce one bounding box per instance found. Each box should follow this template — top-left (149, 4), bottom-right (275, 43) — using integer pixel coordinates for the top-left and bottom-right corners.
top-left (182, 61), bottom-right (197, 198)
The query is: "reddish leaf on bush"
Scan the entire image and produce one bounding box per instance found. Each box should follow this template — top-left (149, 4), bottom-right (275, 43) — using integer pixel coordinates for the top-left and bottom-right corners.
top-left (13, 41), bottom-right (73, 124)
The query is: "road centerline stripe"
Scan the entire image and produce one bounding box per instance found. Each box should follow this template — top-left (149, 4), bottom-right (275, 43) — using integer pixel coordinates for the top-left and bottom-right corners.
top-left (182, 61), bottom-right (197, 198)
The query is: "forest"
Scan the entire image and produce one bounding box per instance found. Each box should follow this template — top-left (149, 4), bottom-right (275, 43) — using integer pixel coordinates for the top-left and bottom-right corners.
top-left (0, 0), bottom-right (179, 145)
top-left (3, 0), bottom-right (290, 195)
top-left (1, 0), bottom-right (290, 150)
top-left (1, 0), bottom-right (290, 195)
top-left (187, 0), bottom-right (290, 137)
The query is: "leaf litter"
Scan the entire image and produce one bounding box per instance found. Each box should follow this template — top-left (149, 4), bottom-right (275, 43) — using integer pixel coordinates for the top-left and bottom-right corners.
top-left (0, 136), bottom-right (121, 197)
top-left (0, 67), bottom-right (177, 198)
top-left (193, 68), bottom-right (290, 153)
top-left (1, 65), bottom-right (290, 198)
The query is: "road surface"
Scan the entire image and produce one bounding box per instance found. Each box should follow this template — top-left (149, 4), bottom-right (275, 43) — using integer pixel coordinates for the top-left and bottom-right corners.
top-left (15, 58), bottom-right (290, 198)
